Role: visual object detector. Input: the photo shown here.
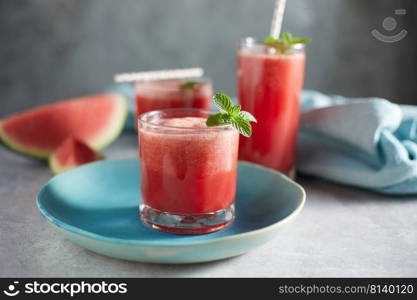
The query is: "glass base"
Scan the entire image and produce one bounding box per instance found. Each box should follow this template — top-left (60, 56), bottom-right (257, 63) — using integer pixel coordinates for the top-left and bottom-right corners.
top-left (140, 204), bottom-right (235, 234)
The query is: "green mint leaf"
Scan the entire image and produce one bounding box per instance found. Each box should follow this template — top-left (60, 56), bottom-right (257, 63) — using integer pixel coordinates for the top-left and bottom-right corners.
top-left (180, 81), bottom-right (201, 90)
top-left (206, 113), bottom-right (228, 126)
top-left (238, 111), bottom-right (257, 123)
top-left (230, 105), bottom-right (241, 115)
top-left (213, 93), bottom-right (234, 113)
top-left (264, 35), bottom-right (277, 44)
top-left (290, 37), bottom-right (311, 44)
top-left (231, 116), bottom-right (252, 138)
top-left (282, 31), bottom-right (293, 42)
top-left (207, 93), bottom-right (256, 137)
top-left (264, 31), bottom-right (310, 54)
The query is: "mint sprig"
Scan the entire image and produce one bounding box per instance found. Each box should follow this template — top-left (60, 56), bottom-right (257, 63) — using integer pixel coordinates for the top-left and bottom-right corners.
top-left (180, 81), bottom-right (201, 91)
top-left (265, 31), bottom-right (310, 54)
top-left (206, 93), bottom-right (257, 137)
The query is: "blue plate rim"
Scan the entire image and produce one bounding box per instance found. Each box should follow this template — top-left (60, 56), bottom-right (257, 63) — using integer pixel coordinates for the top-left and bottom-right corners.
top-left (36, 159), bottom-right (306, 247)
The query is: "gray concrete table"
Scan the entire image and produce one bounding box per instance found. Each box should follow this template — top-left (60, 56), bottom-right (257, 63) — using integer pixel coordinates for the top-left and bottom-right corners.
top-left (1, 133), bottom-right (416, 277)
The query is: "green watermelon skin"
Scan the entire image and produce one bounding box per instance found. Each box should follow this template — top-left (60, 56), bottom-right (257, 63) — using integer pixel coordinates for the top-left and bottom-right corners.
top-left (0, 94), bottom-right (127, 159)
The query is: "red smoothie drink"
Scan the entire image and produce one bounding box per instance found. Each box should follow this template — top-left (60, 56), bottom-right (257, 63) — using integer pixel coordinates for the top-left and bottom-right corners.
top-left (237, 39), bottom-right (306, 176)
top-left (138, 109), bottom-right (239, 234)
top-left (135, 79), bottom-right (212, 119)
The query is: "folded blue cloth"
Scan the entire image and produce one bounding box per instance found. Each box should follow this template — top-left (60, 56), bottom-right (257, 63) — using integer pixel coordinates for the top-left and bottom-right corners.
top-left (299, 90), bottom-right (417, 195)
top-left (109, 83), bottom-right (417, 195)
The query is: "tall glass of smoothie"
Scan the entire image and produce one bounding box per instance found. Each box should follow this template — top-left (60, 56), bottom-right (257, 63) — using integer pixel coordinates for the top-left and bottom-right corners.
top-left (138, 108), bottom-right (239, 234)
top-left (135, 78), bottom-right (212, 120)
top-left (237, 38), bottom-right (306, 176)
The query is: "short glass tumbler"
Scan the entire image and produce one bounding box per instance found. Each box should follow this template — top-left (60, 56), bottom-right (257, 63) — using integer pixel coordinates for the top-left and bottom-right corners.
top-left (138, 108), bottom-right (239, 234)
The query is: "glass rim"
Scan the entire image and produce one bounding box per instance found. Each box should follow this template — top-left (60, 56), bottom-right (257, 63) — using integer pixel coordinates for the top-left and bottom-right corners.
top-left (239, 36), bottom-right (306, 51)
top-left (138, 108), bottom-right (233, 131)
top-left (134, 77), bottom-right (212, 92)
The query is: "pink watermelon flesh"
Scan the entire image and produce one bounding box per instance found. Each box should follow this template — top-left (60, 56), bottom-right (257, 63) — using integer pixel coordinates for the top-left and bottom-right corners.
top-left (0, 94), bottom-right (127, 159)
top-left (49, 137), bottom-right (103, 174)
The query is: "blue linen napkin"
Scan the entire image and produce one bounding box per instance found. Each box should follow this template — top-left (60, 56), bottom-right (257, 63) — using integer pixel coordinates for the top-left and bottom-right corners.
top-left (299, 90), bottom-right (417, 195)
top-left (109, 82), bottom-right (417, 195)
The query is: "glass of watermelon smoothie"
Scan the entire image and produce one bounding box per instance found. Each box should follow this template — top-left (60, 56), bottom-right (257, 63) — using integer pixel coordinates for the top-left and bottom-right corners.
top-left (138, 108), bottom-right (239, 234)
top-left (135, 78), bottom-right (212, 120)
top-left (237, 38), bottom-right (306, 177)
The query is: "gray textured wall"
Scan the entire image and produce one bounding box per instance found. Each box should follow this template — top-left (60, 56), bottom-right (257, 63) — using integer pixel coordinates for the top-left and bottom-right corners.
top-left (0, 0), bottom-right (416, 117)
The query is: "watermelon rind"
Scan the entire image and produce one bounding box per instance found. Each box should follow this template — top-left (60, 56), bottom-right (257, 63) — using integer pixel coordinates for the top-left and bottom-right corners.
top-left (48, 154), bottom-right (61, 174)
top-left (85, 94), bottom-right (128, 151)
top-left (48, 149), bottom-right (103, 175)
top-left (0, 94), bottom-right (127, 159)
top-left (0, 122), bottom-right (50, 159)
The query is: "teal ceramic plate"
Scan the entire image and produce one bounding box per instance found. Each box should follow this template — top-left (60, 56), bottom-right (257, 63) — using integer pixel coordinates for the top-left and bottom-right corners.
top-left (36, 159), bottom-right (305, 264)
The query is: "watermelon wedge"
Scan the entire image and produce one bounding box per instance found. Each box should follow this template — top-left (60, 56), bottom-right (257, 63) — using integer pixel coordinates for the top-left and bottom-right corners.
top-left (0, 94), bottom-right (127, 159)
top-left (49, 137), bottom-right (103, 174)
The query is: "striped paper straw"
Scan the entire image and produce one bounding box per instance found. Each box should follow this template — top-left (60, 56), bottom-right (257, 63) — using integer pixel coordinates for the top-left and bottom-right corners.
top-left (269, 0), bottom-right (287, 39)
top-left (114, 68), bottom-right (204, 83)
